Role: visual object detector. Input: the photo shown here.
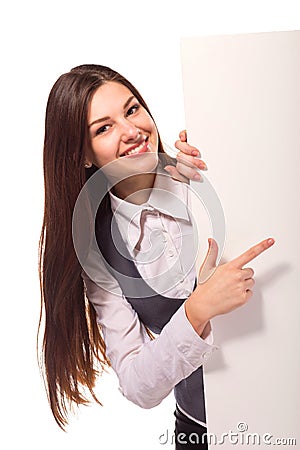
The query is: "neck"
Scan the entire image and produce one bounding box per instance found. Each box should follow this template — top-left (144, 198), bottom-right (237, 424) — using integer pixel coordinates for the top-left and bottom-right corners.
top-left (111, 172), bottom-right (156, 205)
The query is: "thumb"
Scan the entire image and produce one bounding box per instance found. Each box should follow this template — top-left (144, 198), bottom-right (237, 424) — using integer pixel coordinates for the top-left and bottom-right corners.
top-left (179, 129), bottom-right (187, 142)
top-left (198, 238), bottom-right (219, 284)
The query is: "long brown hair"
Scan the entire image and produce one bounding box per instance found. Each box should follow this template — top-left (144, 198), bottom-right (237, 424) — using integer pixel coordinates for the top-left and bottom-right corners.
top-left (38, 64), bottom-right (169, 429)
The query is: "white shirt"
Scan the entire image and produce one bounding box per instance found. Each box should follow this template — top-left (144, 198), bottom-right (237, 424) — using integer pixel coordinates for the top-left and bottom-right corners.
top-left (81, 172), bottom-right (219, 426)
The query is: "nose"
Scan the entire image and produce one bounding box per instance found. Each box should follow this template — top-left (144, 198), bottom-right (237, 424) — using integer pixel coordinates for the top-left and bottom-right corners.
top-left (120, 119), bottom-right (140, 142)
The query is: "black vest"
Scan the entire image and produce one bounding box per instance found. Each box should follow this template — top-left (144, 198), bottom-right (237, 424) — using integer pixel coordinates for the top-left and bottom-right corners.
top-left (95, 197), bottom-right (207, 424)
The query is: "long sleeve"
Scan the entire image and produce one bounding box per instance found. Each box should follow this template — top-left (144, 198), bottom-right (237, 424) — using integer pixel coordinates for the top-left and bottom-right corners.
top-left (82, 271), bottom-right (218, 409)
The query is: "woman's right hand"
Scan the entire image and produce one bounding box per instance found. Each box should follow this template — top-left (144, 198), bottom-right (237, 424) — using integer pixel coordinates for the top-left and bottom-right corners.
top-left (185, 237), bottom-right (275, 335)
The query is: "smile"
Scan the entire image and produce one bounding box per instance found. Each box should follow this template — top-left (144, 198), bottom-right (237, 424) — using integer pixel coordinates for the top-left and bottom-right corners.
top-left (121, 137), bottom-right (149, 157)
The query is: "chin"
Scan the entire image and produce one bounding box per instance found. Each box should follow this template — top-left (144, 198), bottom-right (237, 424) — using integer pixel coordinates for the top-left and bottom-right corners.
top-left (101, 152), bottom-right (158, 183)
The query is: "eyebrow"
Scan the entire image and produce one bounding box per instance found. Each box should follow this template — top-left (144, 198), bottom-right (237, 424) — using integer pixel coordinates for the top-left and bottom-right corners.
top-left (88, 95), bottom-right (136, 128)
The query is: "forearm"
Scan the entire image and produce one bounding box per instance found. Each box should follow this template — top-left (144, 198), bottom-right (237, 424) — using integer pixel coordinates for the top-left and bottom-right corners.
top-left (114, 304), bottom-right (216, 409)
top-left (83, 271), bottom-right (218, 410)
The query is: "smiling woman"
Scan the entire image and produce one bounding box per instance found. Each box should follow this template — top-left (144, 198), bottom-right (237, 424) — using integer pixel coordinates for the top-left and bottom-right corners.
top-left (38, 63), bottom-right (204, 430)
top-left (85, 81), bottom-right (159, 202)
top-left (38, 64), bottom-right (274, 450)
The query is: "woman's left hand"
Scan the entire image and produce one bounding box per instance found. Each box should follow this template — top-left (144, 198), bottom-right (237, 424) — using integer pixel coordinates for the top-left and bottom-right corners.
top-left (164, 130), bottom-right (208, 183)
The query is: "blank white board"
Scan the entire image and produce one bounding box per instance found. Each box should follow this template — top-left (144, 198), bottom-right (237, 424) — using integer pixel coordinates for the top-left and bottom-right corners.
top-left (181, 31), bottom-right (300, 448)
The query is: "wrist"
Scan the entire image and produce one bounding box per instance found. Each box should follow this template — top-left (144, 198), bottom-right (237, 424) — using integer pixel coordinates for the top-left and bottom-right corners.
top-left (200, 321), bottom-right (212, 340)
top-left (184, 292), bottom-right (212, 336)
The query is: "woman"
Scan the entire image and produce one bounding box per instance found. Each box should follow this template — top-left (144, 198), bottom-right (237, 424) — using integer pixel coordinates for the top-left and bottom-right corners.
top-left (39, 64), bottom-right (274, 448)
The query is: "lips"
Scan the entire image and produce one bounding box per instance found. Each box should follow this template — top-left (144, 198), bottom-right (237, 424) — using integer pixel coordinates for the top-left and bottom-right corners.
top-left (120, 136), bottom-right (149, 157)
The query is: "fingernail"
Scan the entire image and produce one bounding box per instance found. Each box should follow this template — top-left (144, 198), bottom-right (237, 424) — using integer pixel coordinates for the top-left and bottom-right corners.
top-left (267, 238), bottom-right (275, 245)
top-left (193, 173), bottom-right (202, 181)
top-left (192, 150), bottom-right (199, 156)
top-left (200, 162), bottom-right (208, 170)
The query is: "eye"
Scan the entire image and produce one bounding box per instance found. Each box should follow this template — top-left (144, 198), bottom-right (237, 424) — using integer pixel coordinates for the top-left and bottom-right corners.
top-left (95, 124), bottom-right (110, 136)
top-left (126, 103), bottom-right (140, 116)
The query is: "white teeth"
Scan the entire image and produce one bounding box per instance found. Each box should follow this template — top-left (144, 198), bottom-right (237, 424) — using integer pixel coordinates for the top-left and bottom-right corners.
top-left (123, 140), bottom-right (147, 156)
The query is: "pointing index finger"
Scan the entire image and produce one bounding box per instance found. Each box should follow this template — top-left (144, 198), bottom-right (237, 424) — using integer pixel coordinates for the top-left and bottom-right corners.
top-left (230, 238), bottom-right (275, 269)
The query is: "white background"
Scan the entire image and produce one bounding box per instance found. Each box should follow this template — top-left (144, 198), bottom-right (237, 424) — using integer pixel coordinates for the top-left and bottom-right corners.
top-left (1, 1), bottom-right (299, 449)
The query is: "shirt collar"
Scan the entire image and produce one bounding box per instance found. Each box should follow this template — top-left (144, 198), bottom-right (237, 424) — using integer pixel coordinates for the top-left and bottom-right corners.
top-left (146, 171), bottom-right (190, 222)
top-left (109, 169), bottom-right (190, 251)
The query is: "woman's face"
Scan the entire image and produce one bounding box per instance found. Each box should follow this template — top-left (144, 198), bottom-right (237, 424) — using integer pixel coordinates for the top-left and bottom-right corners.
top-left (86, 81), bottom-right (159, 178)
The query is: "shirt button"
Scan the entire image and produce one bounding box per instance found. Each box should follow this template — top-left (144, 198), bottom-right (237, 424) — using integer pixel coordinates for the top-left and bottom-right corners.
top-left (144, 207), bottom-right (154, 214)
top-left (202, 351), bottom-right (211, 360)
top-left (168, 249), bottom-right (175, 257)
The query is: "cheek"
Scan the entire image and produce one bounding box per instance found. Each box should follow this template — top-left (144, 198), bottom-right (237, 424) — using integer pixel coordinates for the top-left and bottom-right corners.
top-left (146, 117), bottom-right (158, 141)
top-left (140, 110), bottom-right (158, 135)
top-left (91, 140), bottom-right (117, 165)
top-left (151, 124), bottom-right (159, 146)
